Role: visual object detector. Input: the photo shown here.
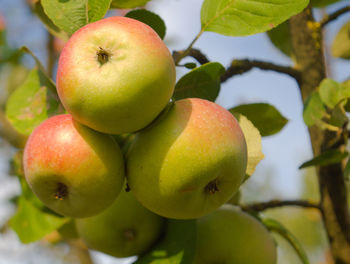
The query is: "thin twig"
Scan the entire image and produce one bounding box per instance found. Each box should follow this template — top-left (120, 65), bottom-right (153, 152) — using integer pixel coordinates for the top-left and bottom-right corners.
top-left (46, 32), bottom-right (56, 79)
top-left (172, 48), bottom-right (210, 65)
top-left (173, 29), bottom-right (205, 65)
top-left (241, 199), bottom-right (322, 212)
top-left (320, 5), bottom-right (350, 28)
top-left (221, 59), bottom-right (301, 84)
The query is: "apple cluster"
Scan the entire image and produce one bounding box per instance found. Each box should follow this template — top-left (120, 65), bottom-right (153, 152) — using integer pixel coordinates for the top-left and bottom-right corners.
top-left (22, 16), bottom-right (276, 262)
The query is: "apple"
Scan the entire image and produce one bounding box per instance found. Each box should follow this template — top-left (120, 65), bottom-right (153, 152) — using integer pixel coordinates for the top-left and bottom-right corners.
top-left (76, 188), bottom-right (165, 258)
top-left (126, 98), bottom-right (247, 219)
top-left (194, 205), bottom-right (277, 264)
top-left (56, 16), bottom-right (175, 134)
top-left (23, 114), bottom-right (125, 218)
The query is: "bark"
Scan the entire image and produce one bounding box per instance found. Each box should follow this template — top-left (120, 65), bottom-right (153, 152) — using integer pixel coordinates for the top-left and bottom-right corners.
top-left (289, 7), bottom-right (350, 264)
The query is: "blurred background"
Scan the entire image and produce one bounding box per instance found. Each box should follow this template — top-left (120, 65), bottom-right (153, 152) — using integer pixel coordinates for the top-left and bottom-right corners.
top-left (0, 0), bottom-right (350, 263)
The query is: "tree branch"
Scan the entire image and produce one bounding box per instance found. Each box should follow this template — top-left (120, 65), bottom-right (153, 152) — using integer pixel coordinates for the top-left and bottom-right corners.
top-left (220, 59), bottom-right (302, 84)
top-left (46, 32), bottom-right (56, 79)
top-left (290, 7), bottom-right (350, 262)
top-left (320, 5), bottom-right (350, 28)
top-left (172, 48), bottom-right (210, 65)
top-left (241, 199), bottom-right (321, 212)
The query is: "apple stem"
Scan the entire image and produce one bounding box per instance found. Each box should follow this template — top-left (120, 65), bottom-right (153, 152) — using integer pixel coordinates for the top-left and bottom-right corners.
top-left (55, 182), bottom-right (68, 200)
top-left (96, 47), bottom-right (110, 65)
top-left (205, 179), bottom-right (219, 194)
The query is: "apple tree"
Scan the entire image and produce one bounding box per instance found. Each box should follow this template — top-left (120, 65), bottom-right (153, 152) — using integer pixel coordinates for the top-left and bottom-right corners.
top-left (1, 0), bottom-right (350, 263)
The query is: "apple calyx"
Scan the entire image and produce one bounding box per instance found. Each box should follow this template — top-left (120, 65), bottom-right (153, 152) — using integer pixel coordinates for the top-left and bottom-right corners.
top-left (205, 178), bottom-right (220, 194)
top-left (96, 47), bottom-right (111, 65)
top-left (123, 228), bottom-right (137, 241)
top-left (55, 182), bottom-right (69, 200)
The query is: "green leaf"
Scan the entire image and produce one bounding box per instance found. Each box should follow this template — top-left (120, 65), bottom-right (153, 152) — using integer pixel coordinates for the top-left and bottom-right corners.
top-left (311, 0), bottom-right (342, 7)
top-left (299, 149), bottom-right (349, 169)
top-left (32, 1), bottom-right (68, 40)
top-left (267, 21), bottom-right (293, 57)
top-left (231, 113), bottom-right (264, 179)
top-left (126, 9), bottom-right (166, 39)
top-left (21, 47), bottom-right (56, 90)
top-left (200, 0), bottom-right (309, 36)
top-left (5, 68), bottom-right (60, 136)
top-left (230, 103), bottom-right (288, 137)
top-left (184, 63), bottom-right (197, 69)
top-left (111, 0), bottom-right (150, 9)
top-left (10, 196), bottom-right (67, 244)
top-left (303, 91), bottom-right (326, 126)
top-left (329, 102), bottom-right (348, 127)
top-left (41, 0), bottom-right (112, 36)
top-left (134, 219), bottom-right (196, 264)
top-left (263, 218), bottom-right (310, 264)
top-left (173, 62), bottom-right (225, 102)
top-left (332, 20), bottom-right (350, 60)
top-left (319, 78), bottom-right (350, 108)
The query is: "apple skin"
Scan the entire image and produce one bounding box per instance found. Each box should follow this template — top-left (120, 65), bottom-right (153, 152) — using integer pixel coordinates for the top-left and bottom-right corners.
top-left (126, 98), bottom-right (247, 219)
top-left (23, 114), bottom-right (125, 218)
top-left (57, 16), bottom-right (175, 134)
top-left (194, 205), bottom-right (277, 264)
top-left (76, 188), bottom-right (165, 258)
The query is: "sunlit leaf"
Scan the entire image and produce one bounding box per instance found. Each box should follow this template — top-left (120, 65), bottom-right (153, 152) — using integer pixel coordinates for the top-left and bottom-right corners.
top-left (319, 78), bottom-right (350, 108)
top-left (231, 113), bottom-right (264, 178)
top-left (111, 0), bottom-right (150, 9)
top-left (5, 68), bottom-right (60, 135)
top-left (10, 196), bottom-right (67, 243)
top-left (200, 0), bottom-right (309, 36)
top-left (332, 20), bottom-right (350, 60)
top-left (303, 91), bottom-right (326, 126)
top-left (41, 0), bottom-right (111, 35)
top-left (32, 1), bottom-right (68, 40)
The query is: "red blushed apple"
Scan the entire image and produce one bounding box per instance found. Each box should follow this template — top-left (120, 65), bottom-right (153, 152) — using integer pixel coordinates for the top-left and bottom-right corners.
top-left (127, 98), bottom-right (247, 219)
top-left (57, 16), bottom-right (175, 135)
top-left (23, 114), bottom-right (125, 218)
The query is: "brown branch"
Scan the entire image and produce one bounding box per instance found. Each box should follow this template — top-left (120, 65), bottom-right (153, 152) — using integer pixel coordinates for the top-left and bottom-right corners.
top-left (46, 32), bottom-right (56, 78)
top-left (220, 59), bottom-right (302, 84)
top-left (172, 48), bottom-right (210, 65)
top-left (290, 7), bottom-right (350, 263)
top-left (241, 200), bottom-right (321, 212)
top-left (320, 5), bottom-right (350, 28)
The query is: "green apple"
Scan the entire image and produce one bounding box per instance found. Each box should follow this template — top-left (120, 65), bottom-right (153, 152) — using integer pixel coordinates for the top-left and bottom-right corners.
top-left (23, 114), bottom-right (125, 218)
top-left (194, 205), bottom-right (277, 264)
top-left (57, 16), bottom-right (175, 134)
top-left (127, 98), bottom-right (247, 219)
top-left (76, 188), bottom-right (165, 258)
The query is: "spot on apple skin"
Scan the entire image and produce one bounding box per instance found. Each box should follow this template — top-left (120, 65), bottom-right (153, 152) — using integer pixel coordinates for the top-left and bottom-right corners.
top-left (123, 228), bottom-right (137, 241)
top-left (205, 178), bottom-right (220, 194)
top-left (55, 182), bottom-right (68, 200)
